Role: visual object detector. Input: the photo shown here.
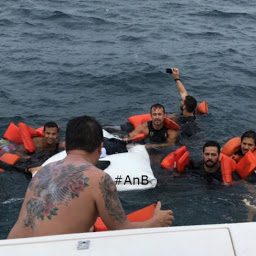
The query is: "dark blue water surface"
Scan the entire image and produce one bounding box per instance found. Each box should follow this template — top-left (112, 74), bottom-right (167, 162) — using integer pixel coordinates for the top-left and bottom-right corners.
top-left (1, 0), bottom-right (256, 239)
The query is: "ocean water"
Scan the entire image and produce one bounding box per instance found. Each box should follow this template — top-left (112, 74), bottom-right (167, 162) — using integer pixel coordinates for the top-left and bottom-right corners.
top-left (0, 0), bottom-right (256, 239)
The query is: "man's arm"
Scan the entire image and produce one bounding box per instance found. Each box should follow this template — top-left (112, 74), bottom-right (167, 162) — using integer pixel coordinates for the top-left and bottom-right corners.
top-left (171, 68), bottom-right (188, 101)
top-left (123, 123), bottom-right (148, 143)
top-left (95, 173), bottom-right (174, 230)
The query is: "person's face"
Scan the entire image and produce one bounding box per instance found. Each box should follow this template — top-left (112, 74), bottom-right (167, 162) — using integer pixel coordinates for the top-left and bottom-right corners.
top-left (151, 107), bottom-right (165, 127)
top-left (241, 137), bottom-right (256, 155)
top-left (44, 127), bottom-right (59, 145)
top-left (203, 146), bottom-right (219, 168)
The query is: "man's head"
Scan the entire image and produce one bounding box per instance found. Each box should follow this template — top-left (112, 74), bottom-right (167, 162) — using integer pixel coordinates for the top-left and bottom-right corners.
top-left (203, 141), bottom-right (221, 168)
top-left (43, 122), bottom-right (59, 145)
top-left (241, 130), bottom-right (256, 155)
top-left (181, 95), bottom-right (197, 114)
top-left (150, 103), bottom-right (166, 128)
top-left (66, 115), bottom-right (103, 155)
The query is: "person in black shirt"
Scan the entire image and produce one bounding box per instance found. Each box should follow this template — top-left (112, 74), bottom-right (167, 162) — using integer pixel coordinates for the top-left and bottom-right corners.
top-left (123, 104), bottom-right (178, 148)
top-left (190, 141), bottom-right (224, 184)
top-left (167, 68), bottom-right (198, 137)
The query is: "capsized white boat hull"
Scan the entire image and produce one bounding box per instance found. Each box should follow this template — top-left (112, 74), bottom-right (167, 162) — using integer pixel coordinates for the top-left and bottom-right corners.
top-left (42, 129), bottom-right (157, 191)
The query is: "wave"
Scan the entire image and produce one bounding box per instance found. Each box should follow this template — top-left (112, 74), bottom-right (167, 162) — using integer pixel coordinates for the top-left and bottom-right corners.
top-left (193, 10), bottom-right (256, 20)
top-left (184, 31), bottom-right (224, 38)
top-left (1, 198), bottom-right (24, 205)
top-left (118, 35), bottom-right (148, 42)
top-left (0, 19), bottom-right (15, 26)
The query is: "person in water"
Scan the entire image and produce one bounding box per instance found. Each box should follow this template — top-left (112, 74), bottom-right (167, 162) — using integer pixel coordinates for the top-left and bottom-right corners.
top-left (32, 121), bottom-right (64, 152)
top-left (0, 122), bottom-right (65, 176)
top-left (123, 103), bottom-right (178, 148)
top-left (232, 130), bottom-right (256, 162)
top-left (15, 121), bottom-right (65, 176)
top-left (231, 130), bottom-right (256, 183)
top-left (190, 141), bottom-right (231, 185)
top-left (168, 68), bottom-right (198, 137)
top-left (8, 115), bottom-right (174, 239)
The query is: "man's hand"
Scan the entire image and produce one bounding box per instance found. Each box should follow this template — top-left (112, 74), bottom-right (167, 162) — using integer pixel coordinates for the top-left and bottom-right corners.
top-left (152, 201), bottom-right (174, 227)
top-left (171, 67), bottom-right (180, 80)
top-left (122, 136), bottom-right (129, 143)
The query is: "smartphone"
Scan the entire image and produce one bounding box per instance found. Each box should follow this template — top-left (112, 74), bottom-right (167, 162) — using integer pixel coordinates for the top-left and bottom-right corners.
top-left (166, 68), bottom-right (172, 74)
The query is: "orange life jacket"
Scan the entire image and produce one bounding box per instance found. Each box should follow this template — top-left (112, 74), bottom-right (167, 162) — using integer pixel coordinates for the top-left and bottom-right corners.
top-left (219, 153), bottom-right (236, 184)
top-left (176, 151), bottom-right (190, 173)
top-left (196, 101), bottom-right (208, 115)
top-left (221, 137), bottom-right (241, 157)
top-left (235, 151), bottom-right (256, 179)
top-left (0, 152), bottom-right (20, 165)
top-left (3, 122), bottom-right (23, 144)
top-left (3, 122), bottom-right (43, 154)
top-left (18, 122), bottom-right (36, 153)
top-left (94, 203), bottom-right (156, 232)
top-left (161, 146), bottom-right (190, 172)
top-left (128, 114), bottom-right (180, 131)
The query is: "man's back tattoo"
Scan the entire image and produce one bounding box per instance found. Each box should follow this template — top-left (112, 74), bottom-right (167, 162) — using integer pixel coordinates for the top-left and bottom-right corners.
top-left (24, 161), bottom-right (91, 229)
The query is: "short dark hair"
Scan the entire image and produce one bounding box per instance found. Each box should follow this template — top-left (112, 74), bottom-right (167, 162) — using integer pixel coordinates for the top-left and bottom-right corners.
top-left (241, 130), bottom-right (256, 145)
top-left (65, 115), bottom-right (103, 153)
top-left (44, 121), bottom-right (59, 132)
top-left (184, 95), bottom-right (197, 113)
top-left (203, 141), bottom-right (220, 154)
top-left (150, 103), bottom-right (165, 114)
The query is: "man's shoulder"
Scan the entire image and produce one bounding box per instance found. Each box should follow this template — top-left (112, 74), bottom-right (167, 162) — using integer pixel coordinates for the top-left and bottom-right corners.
top-left (136, 122), bottom-right (149, 133)
top-left (32, 137), bottom-right (44, 146)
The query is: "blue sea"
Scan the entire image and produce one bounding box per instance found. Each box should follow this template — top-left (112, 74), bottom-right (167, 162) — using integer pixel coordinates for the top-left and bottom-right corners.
top-left (0, 0), bottom-right (256, 239)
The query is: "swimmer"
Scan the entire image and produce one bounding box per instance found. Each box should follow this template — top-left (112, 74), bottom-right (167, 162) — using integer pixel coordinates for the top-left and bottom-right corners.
top-left (123, 103), bottom-right (178, 148)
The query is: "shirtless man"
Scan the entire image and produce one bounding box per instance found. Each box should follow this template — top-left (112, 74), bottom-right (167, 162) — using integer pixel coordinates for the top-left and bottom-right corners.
top-left (0, 122), bottom-right (64, 176)
top-left (124, 103), bottom-right (178, 148)
top-left (32, 121), bottom-right (64, 152)
top-left (18, 122), bottom-right (65, 175)
top-left (8, 115), bottom-right (174, 238)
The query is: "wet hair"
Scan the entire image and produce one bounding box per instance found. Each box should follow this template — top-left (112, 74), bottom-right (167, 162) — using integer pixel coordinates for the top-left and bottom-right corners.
top-left (184, 95), bottom-right (197, 113)
top-left (44, 121), bottom-right (59, 132)
top-left (241, 130), bottom-right (256, 145)
top-left (203, 141), bottom-right (221, 154)
top-left (65, 115), bottom-right (103, 153)
top-left (150, 103), bottom-right (165, 114)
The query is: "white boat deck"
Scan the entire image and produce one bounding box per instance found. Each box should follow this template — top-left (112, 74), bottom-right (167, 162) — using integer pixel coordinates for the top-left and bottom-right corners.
top-left (1, 222), bottom-right (255, 255)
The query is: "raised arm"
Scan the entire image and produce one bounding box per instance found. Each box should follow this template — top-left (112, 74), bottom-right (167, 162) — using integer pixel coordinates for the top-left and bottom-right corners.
top-left (170, 68), bottom-right (188, 101)
top-left (95, 173), bottom-right (174, 230)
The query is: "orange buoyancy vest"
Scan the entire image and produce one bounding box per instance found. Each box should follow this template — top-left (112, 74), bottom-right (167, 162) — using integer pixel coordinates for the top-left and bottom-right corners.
top-left (219, 153), bottom-right (236, 184)
top-left (18, 122), bottom-right (36, 153)
top-left (235, 151), bottom-right (256, 179)
top-left (128, 114), bottom-right (180, 131)
top-left (0, 152), bottom-right (21, 165)
top-left (3, 122), bottom-right (23, 144)
top-left (221, 137), bottom-right (241, 157)
top-left (94, 203), bottom-right (156, 232)
top-left (196, 101), bottom-right (208, 115)
top-left (161, 146), bottom-right (190, 172)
